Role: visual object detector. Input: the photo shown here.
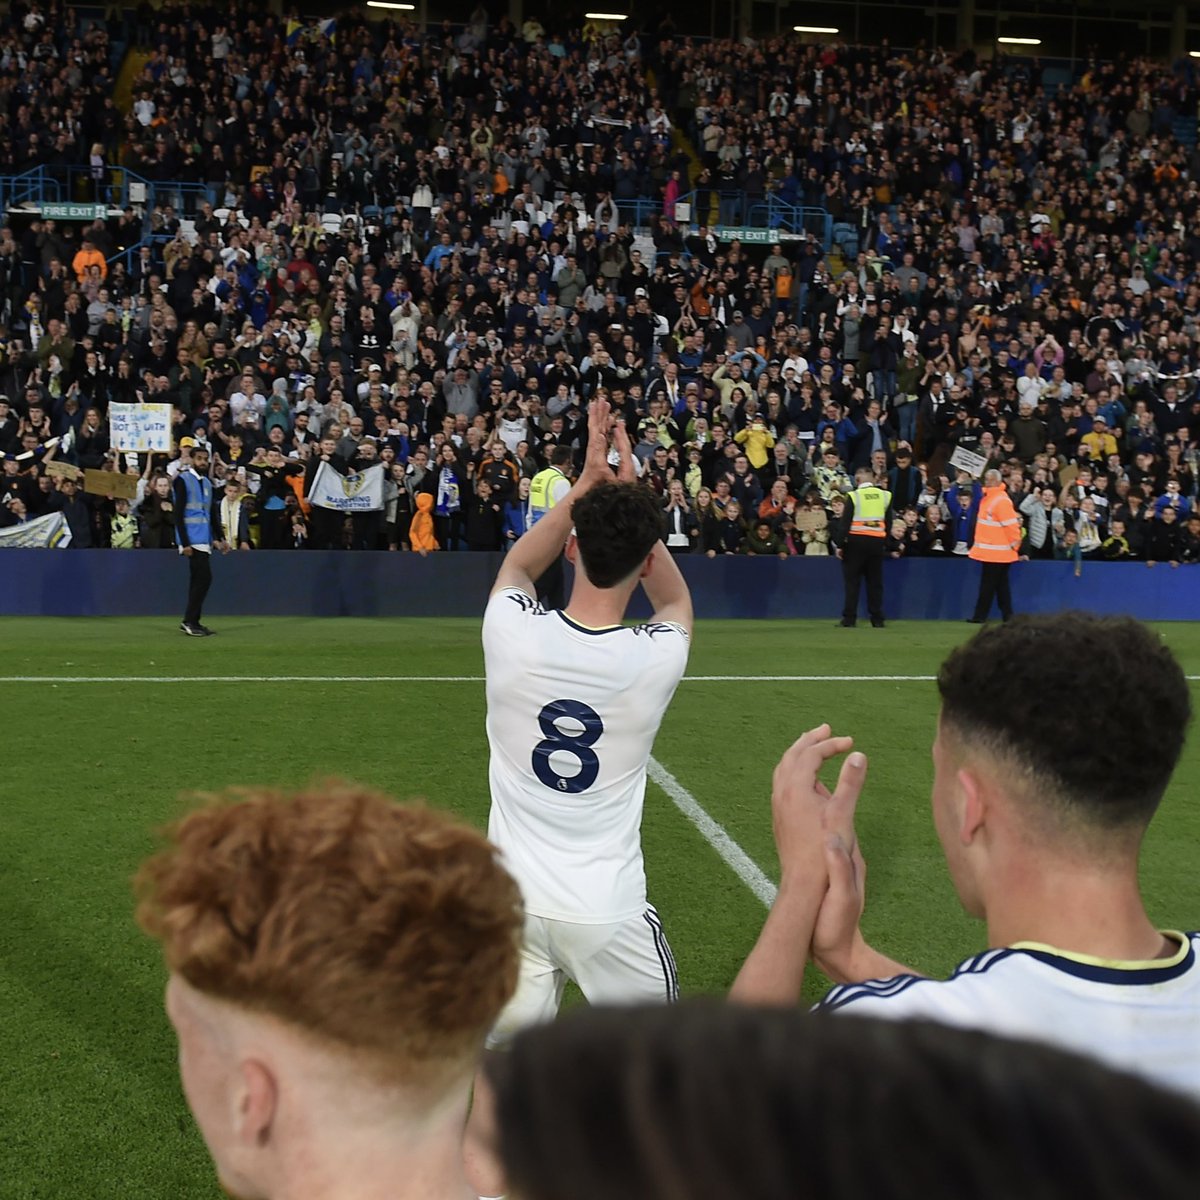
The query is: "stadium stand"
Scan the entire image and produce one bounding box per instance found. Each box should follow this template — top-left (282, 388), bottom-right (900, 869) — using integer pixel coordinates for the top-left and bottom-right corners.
top-left (1, 2), bottom-right (1199, 566)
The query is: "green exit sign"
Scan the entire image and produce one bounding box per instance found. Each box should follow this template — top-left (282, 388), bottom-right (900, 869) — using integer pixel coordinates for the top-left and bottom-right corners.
top-left (40, 203), bottom-right (108, 220)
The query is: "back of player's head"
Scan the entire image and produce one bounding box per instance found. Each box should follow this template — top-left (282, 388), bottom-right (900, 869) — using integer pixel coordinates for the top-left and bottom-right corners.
top-left (550, 445), bottom-right (574, 468)
top-left (136, 783), bottom-right (523, 1088)
top-left (488, 1002), bottom-right (1200, 1200)
top-left (572, 482), bottom-right (663, 588)
top-left (937, 613), bottom-right (1190, 830)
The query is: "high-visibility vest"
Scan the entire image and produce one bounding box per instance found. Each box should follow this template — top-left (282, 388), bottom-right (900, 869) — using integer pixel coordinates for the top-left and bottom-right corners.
top-left (528, 466), bottom-right (566, 525)
top-left (179, 470), bottom-right (213, 548)
top-left (849, 485), bottom-right (891, 537)
top-left (969, 486), bottom-right (1022, 563)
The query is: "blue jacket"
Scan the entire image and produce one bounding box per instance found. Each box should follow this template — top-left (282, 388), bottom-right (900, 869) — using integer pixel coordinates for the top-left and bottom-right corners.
top-left (943, 480), bottom-right (982, 550)
top-left (173, 470), bottom-right (217, 549)
top-left (503, 500), bottom-right (532, 542)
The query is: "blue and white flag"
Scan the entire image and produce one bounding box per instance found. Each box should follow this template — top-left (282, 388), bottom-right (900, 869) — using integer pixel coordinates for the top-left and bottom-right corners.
top-left (0, 511), bottom-right (72, 548)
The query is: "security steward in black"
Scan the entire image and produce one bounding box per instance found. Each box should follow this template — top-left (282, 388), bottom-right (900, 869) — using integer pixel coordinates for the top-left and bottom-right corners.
top-left (837, 467), bottom-right (892, 628)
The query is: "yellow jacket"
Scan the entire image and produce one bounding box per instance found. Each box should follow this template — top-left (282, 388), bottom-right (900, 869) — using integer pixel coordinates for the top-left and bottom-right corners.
top-left (735, 422), bottom-right (775, 468)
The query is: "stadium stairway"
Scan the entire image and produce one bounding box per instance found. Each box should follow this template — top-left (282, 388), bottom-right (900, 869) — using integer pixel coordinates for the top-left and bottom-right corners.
top-left (646, 65), bottom-right (715, 225)
top-left (114, 46), bottom-right (151, 114)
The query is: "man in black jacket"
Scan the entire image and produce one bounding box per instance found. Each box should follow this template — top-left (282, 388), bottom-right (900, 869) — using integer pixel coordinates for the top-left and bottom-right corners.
top-left (887, 446), bottom-right (923, 510)
top-left (47, 475), bottom-right (93, 547)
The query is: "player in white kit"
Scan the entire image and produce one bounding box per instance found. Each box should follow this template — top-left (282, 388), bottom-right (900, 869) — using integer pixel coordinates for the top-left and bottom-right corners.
top-left (733, 613), bottom-right (1200, 1104)
top-left (465, 398), bottom-right (692, 1198)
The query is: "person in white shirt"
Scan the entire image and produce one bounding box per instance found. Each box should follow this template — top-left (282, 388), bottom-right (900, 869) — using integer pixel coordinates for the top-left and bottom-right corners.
top-left (228, 371), bottom-right (267, 422)
top-left (733, 613), bottom-right (1200, 1104)
top-left (1015, 361), bottom-right (1047, 405)
top-left (465, 398), bottom-right (693, 1197)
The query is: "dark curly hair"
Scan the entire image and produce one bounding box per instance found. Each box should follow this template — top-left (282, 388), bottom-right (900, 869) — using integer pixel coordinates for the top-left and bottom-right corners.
top-left (937, 613), bottom-right (1191, 829)
top-left (490, 1002), bottom-right (1200, 1200)
top-left (572, 482), bottom-right (664, 588)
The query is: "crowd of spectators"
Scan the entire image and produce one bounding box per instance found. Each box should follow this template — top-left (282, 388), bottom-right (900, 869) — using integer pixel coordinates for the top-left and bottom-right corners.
top-left (3, 1), bottom-right (1200, 565)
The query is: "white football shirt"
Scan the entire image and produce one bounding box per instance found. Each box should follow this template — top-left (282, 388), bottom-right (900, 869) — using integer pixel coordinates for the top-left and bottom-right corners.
top-left (483, 586), bottom-right (689, 923)
top-left (818, 933), bottom-right (1200, 1102)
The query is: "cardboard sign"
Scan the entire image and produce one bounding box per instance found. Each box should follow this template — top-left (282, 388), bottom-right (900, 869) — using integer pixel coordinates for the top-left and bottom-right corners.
top-left (44, 460), bottom-right (83, 481)
top-left (83, 469), bottom-right (138, 500)
top-left (794, 508), bottom-right (828, 533)
top-left (110, 403), bottom-right (173, 452)
top-left (949, 446), bottom-right (988, 478)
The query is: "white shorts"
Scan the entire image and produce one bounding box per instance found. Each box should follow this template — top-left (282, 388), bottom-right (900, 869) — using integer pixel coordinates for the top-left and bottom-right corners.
top-left (487, 906), bottom-right (678, 1049)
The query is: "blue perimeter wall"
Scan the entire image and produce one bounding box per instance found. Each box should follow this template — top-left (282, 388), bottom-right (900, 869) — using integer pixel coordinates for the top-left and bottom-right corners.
top-left (1, 551), bottom-right (1198, 620)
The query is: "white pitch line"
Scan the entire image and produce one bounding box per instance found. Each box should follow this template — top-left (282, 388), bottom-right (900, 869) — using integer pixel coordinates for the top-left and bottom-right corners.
top-left (4, 674), bottom-right (1199, 685)
top-left (0, 670), bottom-right (785, 906)
top-left (648, 755), bottom-right (777, 907)
top-left (0, 675), bottom-right (486, 683)
top-left (0, 673), bottom-right (940, 684)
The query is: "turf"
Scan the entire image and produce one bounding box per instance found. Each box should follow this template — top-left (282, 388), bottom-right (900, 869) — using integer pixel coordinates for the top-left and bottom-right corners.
top-left (1, 616), bottom-right (1198, 1199)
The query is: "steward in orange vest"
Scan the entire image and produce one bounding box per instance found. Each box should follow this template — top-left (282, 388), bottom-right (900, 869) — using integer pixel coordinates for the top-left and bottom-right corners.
top-left (968, 470), bottom-right (1023, 622)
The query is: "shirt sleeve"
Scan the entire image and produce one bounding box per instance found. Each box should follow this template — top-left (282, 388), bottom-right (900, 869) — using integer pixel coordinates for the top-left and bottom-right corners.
top-left (483, 585), bottom-right (543, 672)
top-left (549, 475), bottom-right (572, 506)
top-left (816, 974), bottom-right (949, 1018)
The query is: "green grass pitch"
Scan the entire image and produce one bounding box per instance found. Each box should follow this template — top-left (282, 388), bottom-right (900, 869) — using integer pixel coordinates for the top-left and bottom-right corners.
top-left (2, 616), bottom-right (1198, 1199)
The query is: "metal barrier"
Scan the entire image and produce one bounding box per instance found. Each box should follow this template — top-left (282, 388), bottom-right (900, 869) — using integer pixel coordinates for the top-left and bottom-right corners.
top-left (106, 232), bottom-right (174, 271)
top-left (1, 165), bottom-right (834, 255)
top-left (745, 201), bottom-right (833, 243)
top-left (0, 165), bottom-right (211, 221)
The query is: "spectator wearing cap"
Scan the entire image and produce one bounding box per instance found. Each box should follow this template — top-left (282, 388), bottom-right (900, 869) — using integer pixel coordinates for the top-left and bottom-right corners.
top-left (1080, 416), bottom-right (1118, 464)
top-left (734, 411), bottom-right (776, 483)
top-left (727, 310), bottom-right (754, 352)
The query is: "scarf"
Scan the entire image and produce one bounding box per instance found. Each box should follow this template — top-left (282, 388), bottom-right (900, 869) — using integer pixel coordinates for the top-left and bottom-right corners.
top-left (220, 495), bottom-right (243, 544)
top-left (436, 466), bottom-right (461, 515)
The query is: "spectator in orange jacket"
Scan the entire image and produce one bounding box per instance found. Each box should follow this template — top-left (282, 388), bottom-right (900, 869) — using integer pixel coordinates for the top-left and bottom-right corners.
top-left (71, 239), bottom-right (107, 283)
top-left (410, 491), bottom-right (439, 555)
top-left (968, 469), bottom-right (1024, 622)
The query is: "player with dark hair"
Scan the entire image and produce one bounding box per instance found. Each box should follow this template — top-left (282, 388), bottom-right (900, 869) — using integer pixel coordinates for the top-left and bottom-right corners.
top-left (480, 1002), bottom-right (1200, 1200)
top-left (465, 398), bottom-right (693, 1196)
top-left (136, 783), bottom-right (523, 1200)
top-left (734, 613), bottom-right (1200, 1101)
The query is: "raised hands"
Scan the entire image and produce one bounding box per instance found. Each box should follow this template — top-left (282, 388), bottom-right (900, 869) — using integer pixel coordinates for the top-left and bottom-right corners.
top-left (580, 395), bottom-right (614, 487)
top-left (770, 724), bottom-right (866, 887)
top-left (612, 418), bottom-right (637, 484)
top-left (730, 725), bottom-right (868, 1005)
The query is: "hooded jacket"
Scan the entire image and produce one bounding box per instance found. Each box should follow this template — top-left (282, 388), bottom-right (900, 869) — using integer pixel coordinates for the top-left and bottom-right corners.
top-left (409, 491), bottom-right (439, 552)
